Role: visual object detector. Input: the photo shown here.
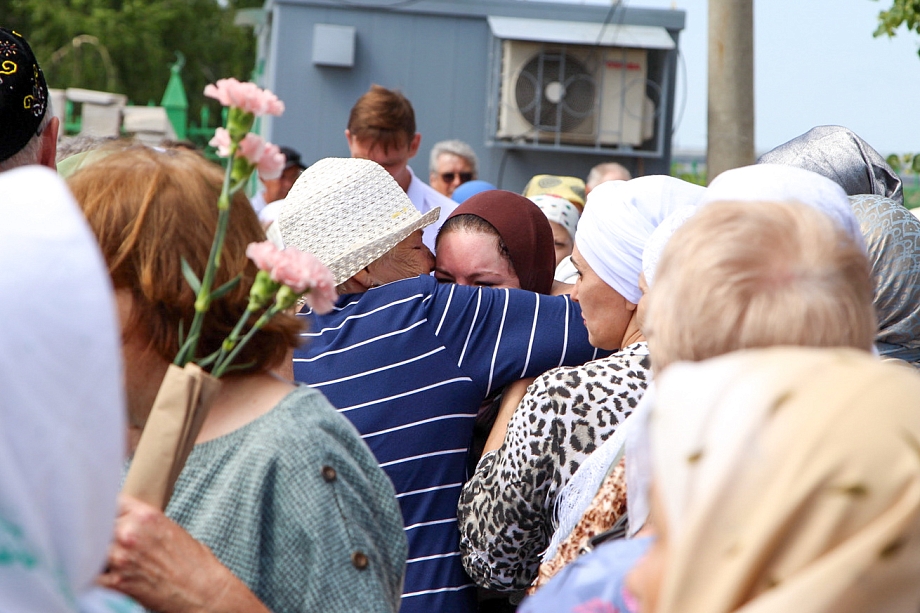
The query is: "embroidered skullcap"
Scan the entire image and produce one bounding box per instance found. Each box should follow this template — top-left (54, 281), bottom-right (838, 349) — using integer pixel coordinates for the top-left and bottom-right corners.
top-left (0, 28), bottom-right (48, 164)
top-left (575, 175), bottom-right (704, 303)
top-left (529, 194), bottom-right (580, 242)
top-left (523, 174), bottom-right (586, 209)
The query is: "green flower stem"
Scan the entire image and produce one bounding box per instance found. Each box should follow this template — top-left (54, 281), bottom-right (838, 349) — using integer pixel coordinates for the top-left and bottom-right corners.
top-left (212, 307), bottom-right (256, 374)
top-left (174, 140), bottom-right (237, 367)
top-left (211, 304), bottom-right (280, 378)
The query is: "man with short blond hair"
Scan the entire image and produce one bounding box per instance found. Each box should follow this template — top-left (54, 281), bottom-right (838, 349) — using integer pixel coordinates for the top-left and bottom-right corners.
top-left (345, 85), bottom-right (456, 250)
top-left (0, 28), bottom-right (58, 172)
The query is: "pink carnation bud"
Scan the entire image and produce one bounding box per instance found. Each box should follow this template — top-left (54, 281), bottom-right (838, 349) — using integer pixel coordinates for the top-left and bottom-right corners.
top-left (209, 127), bottom-right (232, 157)
top-left (245, 241), bottom-right (282, 272)
top-left (204, 78), bottom-right (285, 117)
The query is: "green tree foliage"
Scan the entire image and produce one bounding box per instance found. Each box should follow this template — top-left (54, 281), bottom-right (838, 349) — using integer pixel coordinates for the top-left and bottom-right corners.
top-left (873, 0), bottom-right (920, 207)
top-left (0, 0), bottom-right (262, 127)
top-left (873, 0), bottom-right (920, 56)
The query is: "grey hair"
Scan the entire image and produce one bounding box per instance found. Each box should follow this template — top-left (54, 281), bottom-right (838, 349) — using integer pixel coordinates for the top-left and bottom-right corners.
top-left (0, 108), bottom-right (53, 171)
top-left (586, 162), bottom-right (631, 190)
top-left (429, 139), bottom-right (478, 177)
top-left (56, 134), bottom-right (118, 162)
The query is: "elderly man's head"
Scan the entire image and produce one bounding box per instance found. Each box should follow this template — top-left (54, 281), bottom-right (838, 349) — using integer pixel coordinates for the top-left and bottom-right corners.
top-left (0, 28), bottom-right (58, 172)
top-left (429, 140), bottom-right (477, 198)
top-left (278, 158), bottom-right (436, 294)
top-left (585, 162), bottom-right (631, 195)
top-left (645, 199), bottom-right (875, 372)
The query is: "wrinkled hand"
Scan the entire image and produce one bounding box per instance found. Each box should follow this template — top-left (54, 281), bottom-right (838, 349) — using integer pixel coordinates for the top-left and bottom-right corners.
top-left (99, 494), bottom-right (267, 613)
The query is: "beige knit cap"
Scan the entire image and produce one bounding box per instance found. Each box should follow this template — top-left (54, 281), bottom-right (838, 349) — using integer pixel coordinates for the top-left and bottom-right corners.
top-left (278, 157), bottom-right (439, 284)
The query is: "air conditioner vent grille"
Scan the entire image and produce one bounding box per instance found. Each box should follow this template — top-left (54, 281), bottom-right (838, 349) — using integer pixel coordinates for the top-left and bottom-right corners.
top-left (514, 53), bottom-right (596, 133)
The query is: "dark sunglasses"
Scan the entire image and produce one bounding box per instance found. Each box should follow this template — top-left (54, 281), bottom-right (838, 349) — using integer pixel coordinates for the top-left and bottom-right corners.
top-left (440, 172), bottom-right (473, 184)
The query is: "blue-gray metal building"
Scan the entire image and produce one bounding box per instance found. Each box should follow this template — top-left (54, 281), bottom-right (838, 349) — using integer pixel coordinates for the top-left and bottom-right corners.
top-left (252, 0), bottom-right (686, 191)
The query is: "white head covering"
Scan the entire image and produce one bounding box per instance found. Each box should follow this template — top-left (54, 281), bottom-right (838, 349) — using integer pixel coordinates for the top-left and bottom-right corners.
top-left (641, 164), bottom-right (867, 288)
top-left (0, 167), bottom-right (126, 612)
top-left (528, 194), bottom-right (580, 241)
top-left (651, 347), bottom-right (920, 613)
top-left (641, 205), bottom-right (697, 287)
top-left (701, 163), bottom-right (865, 247)
top-left (574, 176), bottom-right (704, 304)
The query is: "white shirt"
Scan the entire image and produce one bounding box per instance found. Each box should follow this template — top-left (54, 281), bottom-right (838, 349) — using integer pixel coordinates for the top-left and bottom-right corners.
top-left (249, 189), bottom-right (268, 214)
top-left (405, 166), bottom-right (457, 252)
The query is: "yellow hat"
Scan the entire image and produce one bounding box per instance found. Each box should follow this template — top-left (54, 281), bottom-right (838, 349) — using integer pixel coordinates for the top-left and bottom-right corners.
top-left (522, 174), bottom-right (586, 210)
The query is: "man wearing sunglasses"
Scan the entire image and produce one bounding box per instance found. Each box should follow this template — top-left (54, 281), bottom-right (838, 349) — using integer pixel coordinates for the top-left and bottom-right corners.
top-left (345, 84), bottom-right (457, 251)
top-left (428, 139), bottom-right (478, 199)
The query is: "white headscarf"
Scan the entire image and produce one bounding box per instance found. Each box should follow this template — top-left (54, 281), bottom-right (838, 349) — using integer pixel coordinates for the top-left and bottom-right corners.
top-left (641, 205), bottom-right (697, 287)
top-left (574, 176), bottom-right (704, 304)
top-left (0, 167), bottom-right (126, 613)
top-left (700, 164), bottom-right (864, 246)
top-left (641, 164), bottom-right (867, 288)
top-left (651, 347), bottom-right (920, 613)
top-left (528, 194), bottom-right (580, 242)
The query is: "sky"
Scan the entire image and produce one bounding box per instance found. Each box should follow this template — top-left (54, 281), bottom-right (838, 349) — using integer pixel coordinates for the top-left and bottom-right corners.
top-left (539, 0), bottom-right (920, 156)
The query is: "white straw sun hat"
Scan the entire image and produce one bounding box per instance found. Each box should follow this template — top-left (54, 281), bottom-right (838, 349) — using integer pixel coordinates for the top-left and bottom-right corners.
top-left (278, 157), bottom-right (440, 285)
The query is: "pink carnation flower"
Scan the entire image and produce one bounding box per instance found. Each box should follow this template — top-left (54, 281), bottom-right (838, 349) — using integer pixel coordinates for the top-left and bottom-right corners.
top-left (256, 142), bottom-right (285, 181)
top-left (302, 268), bottom-right (337, 315)
top-left (245, 241), bottom-right (282, 272)
top-left (271, 248), bottom-right (337, 314)
top-left (209, 127), bottom-right (232, 157)
top-left (270, 249), bottom-right (322, 292)
top-left (204, 78), bottom-right (285, 116)
top-left (211, 132), bottom-right (285, 180)
top-left (237, 132), bottom-right (267, 163)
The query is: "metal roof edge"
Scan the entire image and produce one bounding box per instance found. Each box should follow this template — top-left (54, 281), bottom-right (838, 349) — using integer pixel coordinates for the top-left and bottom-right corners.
top-left (487, 15), bottom-right (676, 49)
top-left (271, 0), bottom-right (686, 32)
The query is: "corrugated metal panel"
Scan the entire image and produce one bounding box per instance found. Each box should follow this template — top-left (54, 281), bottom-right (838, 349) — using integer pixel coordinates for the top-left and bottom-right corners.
top-left (487, 16), bottom-right (675, 50)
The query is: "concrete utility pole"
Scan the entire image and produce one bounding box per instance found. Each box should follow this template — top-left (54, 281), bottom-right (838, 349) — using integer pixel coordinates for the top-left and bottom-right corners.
top-left (707, 0), bottom-right (755, 183)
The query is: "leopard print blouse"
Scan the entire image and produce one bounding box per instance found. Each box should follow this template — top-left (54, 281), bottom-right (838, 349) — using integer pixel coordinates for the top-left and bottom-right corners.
top-left (458, 342), bottom-right (651, 592)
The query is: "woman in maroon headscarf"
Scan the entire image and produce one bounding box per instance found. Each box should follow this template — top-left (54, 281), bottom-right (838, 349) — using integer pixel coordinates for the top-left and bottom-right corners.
top-left (434, 190), bottom-right (555, 294)
top-left (435, 189), bottom-right (557, 612)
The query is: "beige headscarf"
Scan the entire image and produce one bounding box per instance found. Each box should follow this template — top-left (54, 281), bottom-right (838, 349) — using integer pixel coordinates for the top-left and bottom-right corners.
top-left (650, 346), bottom-right (920, 613)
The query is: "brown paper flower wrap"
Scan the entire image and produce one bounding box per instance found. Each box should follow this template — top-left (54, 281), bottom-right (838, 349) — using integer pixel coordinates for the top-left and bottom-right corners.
top-left (122, 363), bottom-right (222, 509)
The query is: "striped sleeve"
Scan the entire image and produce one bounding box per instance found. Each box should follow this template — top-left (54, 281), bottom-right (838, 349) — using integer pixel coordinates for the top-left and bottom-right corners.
top-left (427, 283), bottom-right (602, 391)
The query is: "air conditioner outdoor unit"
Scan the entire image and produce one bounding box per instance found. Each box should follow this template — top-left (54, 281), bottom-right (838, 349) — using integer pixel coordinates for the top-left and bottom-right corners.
top-left (496, 40), bottom-right (654, 147)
